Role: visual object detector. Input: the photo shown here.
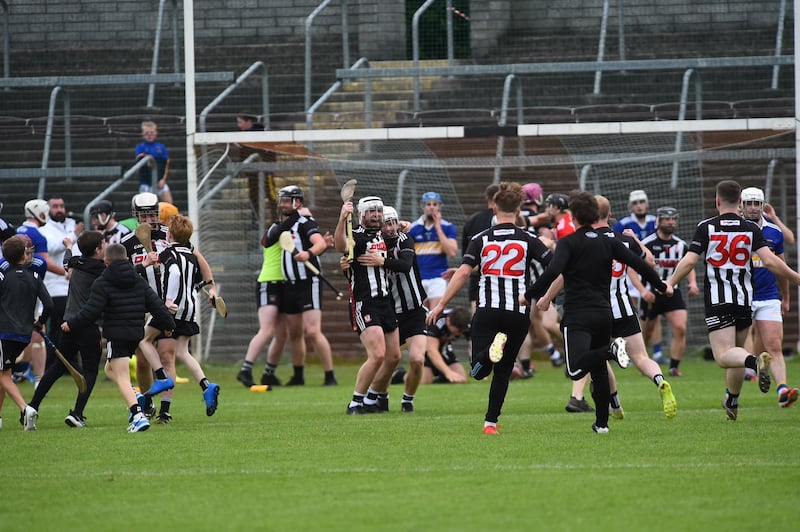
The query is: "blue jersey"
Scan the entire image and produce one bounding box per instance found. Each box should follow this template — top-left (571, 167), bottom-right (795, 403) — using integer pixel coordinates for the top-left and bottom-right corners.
top-left (16, 224), bottom-right (48, 254)
top-left (752, 218), bottom-right (784, 301)
top-left (135, 140), bottom-right (170, 187)
top-left (408, 216), bottom-right (457, 280)
top-left (612, 214), bottom-right (656, 241)
top-left (0, 255), bottom-right (47, 279)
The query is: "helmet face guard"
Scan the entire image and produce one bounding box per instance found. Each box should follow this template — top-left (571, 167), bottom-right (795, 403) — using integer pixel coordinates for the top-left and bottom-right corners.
top-left (131, 192), bottom-right (159, 224)
top-left (357, 196), bottom-right (384, 228)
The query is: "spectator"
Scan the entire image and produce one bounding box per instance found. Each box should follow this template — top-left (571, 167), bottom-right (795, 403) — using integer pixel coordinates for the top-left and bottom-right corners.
top-left (409, 191), bottom-right (458, 309)
top-left (236, 112), bottom-right (264, 131)
top-left (135, 120), bottom-right (174, 204)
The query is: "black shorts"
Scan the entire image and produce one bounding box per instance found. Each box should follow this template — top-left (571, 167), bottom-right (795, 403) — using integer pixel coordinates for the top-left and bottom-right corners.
top-left (280, 278), bottom-right (321, 314)
top-left (107, 339), bottom-right (140, 360)
top-left (350, 296), bottom-right (398, 335)
top-left (0, 339), bottom-right (27, 370)
top-left (172, 319), bottom-right (200, 338)
top-left (705, 303), bottom-right (752, 333)
top-left (611, 314), bottom-right (642, 338)
top-left (640, 289), bottom-right (686, 319)
top-left (397, 308), bottom-right (426, 345)
top-left (256, 281), bottom-right (284, 308)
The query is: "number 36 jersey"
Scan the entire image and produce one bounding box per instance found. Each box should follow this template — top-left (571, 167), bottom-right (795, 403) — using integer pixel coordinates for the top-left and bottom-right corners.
top-left (463, 222), bottom-right (552, 314)
top-left (689, 213), bottom-right (766, 309)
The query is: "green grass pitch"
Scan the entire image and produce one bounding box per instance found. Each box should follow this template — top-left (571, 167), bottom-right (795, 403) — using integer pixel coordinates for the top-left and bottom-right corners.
top-left (2, 355), bottom-right (798, 531)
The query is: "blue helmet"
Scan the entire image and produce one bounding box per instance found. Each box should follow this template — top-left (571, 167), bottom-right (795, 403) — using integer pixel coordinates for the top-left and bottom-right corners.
top-left (421, 191), bottom-right (442, 204)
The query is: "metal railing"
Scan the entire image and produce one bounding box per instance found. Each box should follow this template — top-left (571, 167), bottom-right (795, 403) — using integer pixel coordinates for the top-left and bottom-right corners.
top-left (336, 55), bottom-right (794, 126)
top-left (1, 0), bottom-right (9, 83)
top-left (305, 0), bottom-right (350, 112)
top-left (594, 0), bottom-right (627, 95)
top-left (494, 74), bottom-right (525, 183)
top-left (305, 56), bottom-right (369, 206)
top-left (199, 61), bottom-right (270, 175)
top-left (147, 0), bottom-right (181, 108)
top-left (0, 71), bottom-right (234, 197)
top-left (81, 155), bottom-right (153, 226)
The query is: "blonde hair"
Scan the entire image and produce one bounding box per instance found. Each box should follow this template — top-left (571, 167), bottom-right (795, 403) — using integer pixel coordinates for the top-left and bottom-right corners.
top-left (141, 120), bottom-right (158, 131)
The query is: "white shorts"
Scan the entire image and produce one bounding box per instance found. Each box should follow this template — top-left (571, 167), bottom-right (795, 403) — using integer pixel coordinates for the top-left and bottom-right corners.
top-left (422, 277), bottom-right (448, 300)
top-left (752, 299), bottom-right (782, 323)
top-left (139, 182), bottom-right (171, 195)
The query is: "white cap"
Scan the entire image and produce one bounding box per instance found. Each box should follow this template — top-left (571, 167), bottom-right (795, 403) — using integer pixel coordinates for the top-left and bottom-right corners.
top-left (628, 190), bottom-right (648, 205)
top-left (741, 187), bottom-right (764, 203)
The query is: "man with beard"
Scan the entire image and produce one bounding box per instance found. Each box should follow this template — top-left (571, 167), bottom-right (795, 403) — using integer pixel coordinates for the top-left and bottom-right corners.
top-left (336, 196), bottom-right (401, 414)
top-left (39, 197), bottom-right (82, 366)
top-left (638, 207), bottom-right (698, 377)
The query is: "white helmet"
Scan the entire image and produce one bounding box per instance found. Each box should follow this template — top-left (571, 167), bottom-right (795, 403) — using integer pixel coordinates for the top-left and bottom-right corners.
top-left (357, 196), bottom-right (384, 227)
top-left (24, 199), bottom-right (49, 225)
top-left (382, 206), bottom-right (399, 223)
top-left (741, 187), bottom-right (764, 203)
top-left (131, 192), bottom-right (159, 219)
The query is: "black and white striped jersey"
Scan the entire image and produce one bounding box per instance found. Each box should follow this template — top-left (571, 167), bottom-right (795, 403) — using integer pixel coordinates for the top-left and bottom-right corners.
top-left (609, 231), bottom-right (641, 320)
top-left (688, 213), bottom-right (766, 309)
top-left (102, 222), bottom-right (132, 245)
top-left (349, 227), bottom-right (390, 301)
top-left (386, 232), bottom-right (427, 314)
top-left (160, 243), bottom-right (202, 323)
top-left (121, 223), bottom-right (170, 298)
top-left (280, 215), bottom-right (321, 282)
top-left (463, 223), bottom-right (552, 314)
top-left (641, 232), bottom-right (689, 288)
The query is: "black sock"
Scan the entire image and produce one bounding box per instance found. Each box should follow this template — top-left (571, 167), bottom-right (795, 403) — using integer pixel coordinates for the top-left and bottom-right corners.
top-left (130, 404), bottom-right (142, 416)
top-left (744, 355), bottom-right (757, 371)
top-left (199, 378), bottom-right (209, 391)
top-left (241, 360), bottom-right (253, 372)
top-left (610, 392), bottom-right (621, 409)
top-left (725, 389), bottom-right (740, 408)
top-left (653, 374), bottom-right (664, 386)
top-left (154, 368), bottom-right (167, 380)
top-left (402, 393), bottom-right (414, 403)
top-left (670, 359), bottom-right (680, 369)
top-left (160, 400), bottom-right (171, 415)
top-left (520, 359), bottom-right (531, 372)
top-left (293, 365), bottom-right (304, 379)
top-left (325, 370), bottom-right (335, 380)
top-left (264, 363), bottom-right (277, 375)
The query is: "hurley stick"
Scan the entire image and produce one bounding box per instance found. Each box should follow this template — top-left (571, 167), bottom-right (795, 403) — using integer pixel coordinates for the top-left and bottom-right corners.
top-left (36, 327), bottom-right (87, 394)
top-left (340, 179), bottom-right (357, 262)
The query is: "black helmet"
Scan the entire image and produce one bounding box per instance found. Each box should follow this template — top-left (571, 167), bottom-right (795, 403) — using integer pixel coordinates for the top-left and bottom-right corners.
top-left (656, 206), bottom-right (678, 219)
top-left (90, 200), bottom-right (114, 216)
top-left (278, 185), bottom-right (304, 201)
top-left (545, 193), bottom-right (569, 211)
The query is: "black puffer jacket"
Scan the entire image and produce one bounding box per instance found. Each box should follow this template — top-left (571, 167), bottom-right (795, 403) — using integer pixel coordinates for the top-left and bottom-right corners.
top-left (67, 259), bottom-right (175, 342)
top-left (63, 255), bottom-right (106, 324)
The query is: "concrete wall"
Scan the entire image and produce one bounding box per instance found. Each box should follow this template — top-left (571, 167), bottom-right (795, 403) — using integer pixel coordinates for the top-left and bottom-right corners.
top-left (0, 1), bottom-right (789, 56)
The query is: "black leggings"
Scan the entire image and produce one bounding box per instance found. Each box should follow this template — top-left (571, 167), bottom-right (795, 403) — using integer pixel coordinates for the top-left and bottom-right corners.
top-left (30, 327), bottom-right (103, 418)
top-left (471, 309), bottom-right (530, 424)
